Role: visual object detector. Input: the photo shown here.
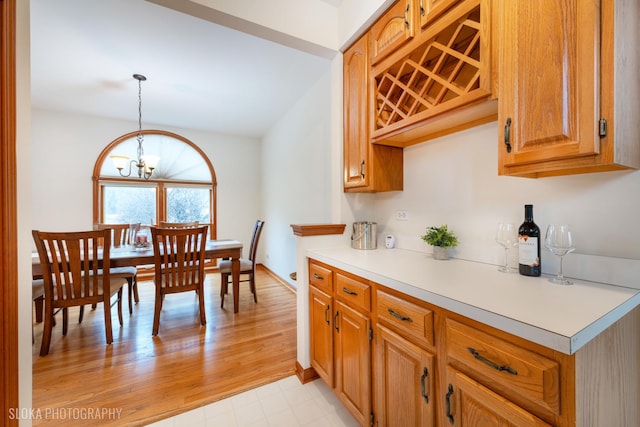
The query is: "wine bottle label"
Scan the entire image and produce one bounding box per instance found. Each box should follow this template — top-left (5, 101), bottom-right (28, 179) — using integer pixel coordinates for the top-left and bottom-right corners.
top-left (518, 236), bottom-right (540, 266)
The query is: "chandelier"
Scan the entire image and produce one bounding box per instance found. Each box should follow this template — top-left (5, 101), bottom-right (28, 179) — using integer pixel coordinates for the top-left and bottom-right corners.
top-left (110, 74), bottom-right (159, 179)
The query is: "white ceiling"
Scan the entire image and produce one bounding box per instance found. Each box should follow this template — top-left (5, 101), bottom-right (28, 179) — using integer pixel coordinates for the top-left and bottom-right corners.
top-left (30, 0), bottom-right (335, 138)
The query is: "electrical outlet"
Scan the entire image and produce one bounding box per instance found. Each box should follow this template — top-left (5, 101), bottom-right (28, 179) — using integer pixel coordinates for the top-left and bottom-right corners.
top-left (395, 210), bottom-right (409, 221)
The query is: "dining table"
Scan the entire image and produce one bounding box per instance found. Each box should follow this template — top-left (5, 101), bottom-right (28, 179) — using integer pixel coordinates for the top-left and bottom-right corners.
top-left (32, 239), bottom-right (245, 313)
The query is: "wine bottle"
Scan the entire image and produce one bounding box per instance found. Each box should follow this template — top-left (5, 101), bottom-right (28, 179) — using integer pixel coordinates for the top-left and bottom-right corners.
top-left (518, 204), bottom-right (541, 276)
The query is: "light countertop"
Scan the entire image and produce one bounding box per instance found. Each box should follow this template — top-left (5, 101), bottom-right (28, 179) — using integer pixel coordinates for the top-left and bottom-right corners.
top-left (306, 246), bottom-right (640, 354)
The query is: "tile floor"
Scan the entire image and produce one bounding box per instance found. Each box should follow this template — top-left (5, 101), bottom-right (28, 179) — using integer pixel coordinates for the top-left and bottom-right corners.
top-left (146, 376), bottom-right (359, 427)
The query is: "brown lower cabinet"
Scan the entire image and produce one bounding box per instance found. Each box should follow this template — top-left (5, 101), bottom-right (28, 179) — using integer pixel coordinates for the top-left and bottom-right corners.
top-left (444, 367), bottom-right (550, 426)
top-left (309, 262), bottom-right (373, 425)
top-left (308, 258), bottom-right (640, 426)
top-left (375, 324), bottom-right (435, 426)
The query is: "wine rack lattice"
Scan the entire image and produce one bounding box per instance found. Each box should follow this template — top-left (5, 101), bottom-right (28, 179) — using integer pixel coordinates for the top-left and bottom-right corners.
top-left (374, 6), bottom-right (483, 134)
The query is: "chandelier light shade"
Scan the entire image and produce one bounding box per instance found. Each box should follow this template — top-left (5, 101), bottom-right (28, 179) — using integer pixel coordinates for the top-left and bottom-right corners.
top-left (111, 74), bottom-right (159, 179)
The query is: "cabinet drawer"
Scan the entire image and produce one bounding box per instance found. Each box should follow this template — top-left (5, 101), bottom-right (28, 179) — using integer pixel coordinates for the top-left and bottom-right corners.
top-left (377, 290), bottom-right (434, 346)
top-left (309, 261), bottom-right (333, 293)
top-left (445, 318), bottom-right (560, 415)
top-left (335, 273), bottom-right (371, 312)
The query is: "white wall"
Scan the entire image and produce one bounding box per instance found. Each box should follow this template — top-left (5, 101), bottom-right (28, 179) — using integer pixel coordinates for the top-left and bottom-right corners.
top-left (31, 108), bottom-right (262, 253)
top-left (17, 0), bottom-right (34, 420)
top-left (344, 122), bottom-right (640, 270)
top-left (261, 71), bottom-right (334, 287)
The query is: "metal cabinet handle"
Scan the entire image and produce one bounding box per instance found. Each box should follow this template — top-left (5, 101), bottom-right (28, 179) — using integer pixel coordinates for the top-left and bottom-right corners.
top-left (324, 305), bottom-right (330, 325)
top-left (334, 311), bottom-right (339, 332)
top-left (445, 384), bottom-right (454, 424)
top-left (312, 273), bottom-right (324, 280)
top-left (360, 160), bottom-right (365, 179)
top-left (342, 287), bottom-right (358, 296)
top-left (420, 367), bottom-right (429, 403)
top-left (467, 347), bottom-right (518, 375)
top-left (404, 3), bottom-right (410, 29)
top-left (504, 117), bottom-right (512, 153)
top-left (419, 0), bottom-right (425, 16)
top-left (388, 308), bottom-right (413, 322)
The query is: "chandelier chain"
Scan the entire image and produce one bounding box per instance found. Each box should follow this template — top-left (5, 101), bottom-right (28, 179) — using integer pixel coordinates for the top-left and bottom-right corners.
top-left (137, 75), bottom-right (144, 161)
top-left (111, 73), bottom-right (156, 180)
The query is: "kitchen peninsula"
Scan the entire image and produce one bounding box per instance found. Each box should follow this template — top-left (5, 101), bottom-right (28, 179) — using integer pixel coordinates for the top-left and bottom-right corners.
top-left (297, 243), bottom-right (640, 426)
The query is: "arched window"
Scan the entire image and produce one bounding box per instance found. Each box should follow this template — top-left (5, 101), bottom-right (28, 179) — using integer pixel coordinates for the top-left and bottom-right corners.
top-left (92, 130), bottom-right (217, 240)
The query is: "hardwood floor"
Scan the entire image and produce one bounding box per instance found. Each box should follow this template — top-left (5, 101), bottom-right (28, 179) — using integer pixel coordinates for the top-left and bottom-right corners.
top-left (31, 267), bottom-right (297, 426)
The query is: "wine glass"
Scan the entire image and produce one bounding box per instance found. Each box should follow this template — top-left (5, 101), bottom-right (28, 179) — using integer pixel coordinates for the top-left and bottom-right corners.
top-left (544, 224), bottom-right (575, 285)
top-left (496, 223), bottom-right (518, 273)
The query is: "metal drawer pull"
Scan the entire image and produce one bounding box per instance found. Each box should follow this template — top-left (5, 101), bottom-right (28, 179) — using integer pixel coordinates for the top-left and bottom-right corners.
top-left (467, 347), bottom-right (518, 375)
top-left (312, 273), bottom-right (324, 280)
top-left (388, 308), bottom-right (413, 322)
top-left (342, 287), bottom-right (358, 296)
top-left (334, 312), bottom-right (339, 332)
top-left (420, 367), bottom-right (429, 403)
top-left (504, 117), bottom-right (512, 153)
top-left (404, 3), bottom-right (410, 29)
top-left (324, 305), bottom-right (330, 325)
top-left (445, 384), bottom-right (454, 424)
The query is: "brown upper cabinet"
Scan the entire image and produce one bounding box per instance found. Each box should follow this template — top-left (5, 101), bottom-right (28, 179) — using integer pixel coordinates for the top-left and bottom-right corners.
top-left (370, 0), bottom-right (497, 147)
top-left (343, 33), bottom-right (403, 193)
top-left (418, 0), bottom-right (462, 28)
top-left (343, 0), bottom-right (638, 190)
top-left (498, 0), bottom-right (640, 177)
top-left (370, 0), bottom-right (415, 66)
top-left (370, 0), bottom-right (465, 66)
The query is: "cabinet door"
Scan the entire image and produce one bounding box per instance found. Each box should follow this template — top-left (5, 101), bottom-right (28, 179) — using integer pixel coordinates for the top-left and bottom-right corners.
top-left (309, 286), bottom-right (334, 387)
top-left (498, 0), bottom-right (600, 176)
top-left (344, 35), bottom-right (370, 189)
top-left (375, 325), bottom-right (435, 427)
top-left (344, 35), bottom-right (404, 192)
top-left (444, 367), bottom-right (551, 426)
top-left (370, 0), bottom-right (415, 65)
top-left (418, 0), bottom-right (460, 28)
top-left (334, 300), bottom-right (371, 425)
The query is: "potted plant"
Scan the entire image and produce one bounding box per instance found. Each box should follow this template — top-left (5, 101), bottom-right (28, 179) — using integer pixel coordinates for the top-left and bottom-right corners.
top-left (421, 225), bottom-right (458, 260)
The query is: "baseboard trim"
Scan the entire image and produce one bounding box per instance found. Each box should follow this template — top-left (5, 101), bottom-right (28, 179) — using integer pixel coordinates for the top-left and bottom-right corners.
top-left (259, 264), bottom-right (296, 293)
top-left (295, 361), bottom-right (319, 384)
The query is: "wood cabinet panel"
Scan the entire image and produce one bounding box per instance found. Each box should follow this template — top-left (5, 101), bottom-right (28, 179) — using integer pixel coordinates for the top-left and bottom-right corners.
top-left (498, 0), bottom-right (598, 170)
top-left (418, 0), bottom-right (461, 28)
top-left (370, 0), bottom-right (415, 65)
top-left (335, 300), bottom-right (371, 426)
top-left (344, 33), bottom-right (404, 192)
top-left (308, 259), bottom-right (372, 425)
top-left (375, 324), bottom-right (435, 427)
top-left (498, 0), bottom-right (640, 177)
top-left (377, 289), bottom-right (434, 346)
top-left (445, 318), bottom-right (560, 416)
top-left (309, 261), bottom-right (333, 293)
top-left (444, 366), bottom-right (551, 426)
top-left (309, 285), bottom-right (334, 387)
top-left (336, 272), bottom-right (371, 312)
top-left (344, 34), bottom-right (370, 189)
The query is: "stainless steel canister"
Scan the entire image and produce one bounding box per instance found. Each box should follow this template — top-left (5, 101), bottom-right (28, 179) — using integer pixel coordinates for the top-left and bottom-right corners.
top-left (351, 221), bottom-right (377, 250)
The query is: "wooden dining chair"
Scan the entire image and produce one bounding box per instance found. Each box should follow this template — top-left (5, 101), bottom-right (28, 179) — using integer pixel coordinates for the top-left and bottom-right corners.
top-left (95, 223), bottom-right (140, 314)
top-left (32, 279), bottom-right (45, 343)
top-left (32, 229), bottom-right (127, 356)
top-left (158, 221), bottom-right (199, 229)
top-left (219, 220), bottom-right (265, 308)
top-left (150, 225), bottom-right (209, 335)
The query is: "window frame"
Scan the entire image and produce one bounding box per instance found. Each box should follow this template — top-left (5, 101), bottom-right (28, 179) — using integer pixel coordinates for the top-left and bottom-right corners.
top-left (92, 130), bottom-right (217, 241)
